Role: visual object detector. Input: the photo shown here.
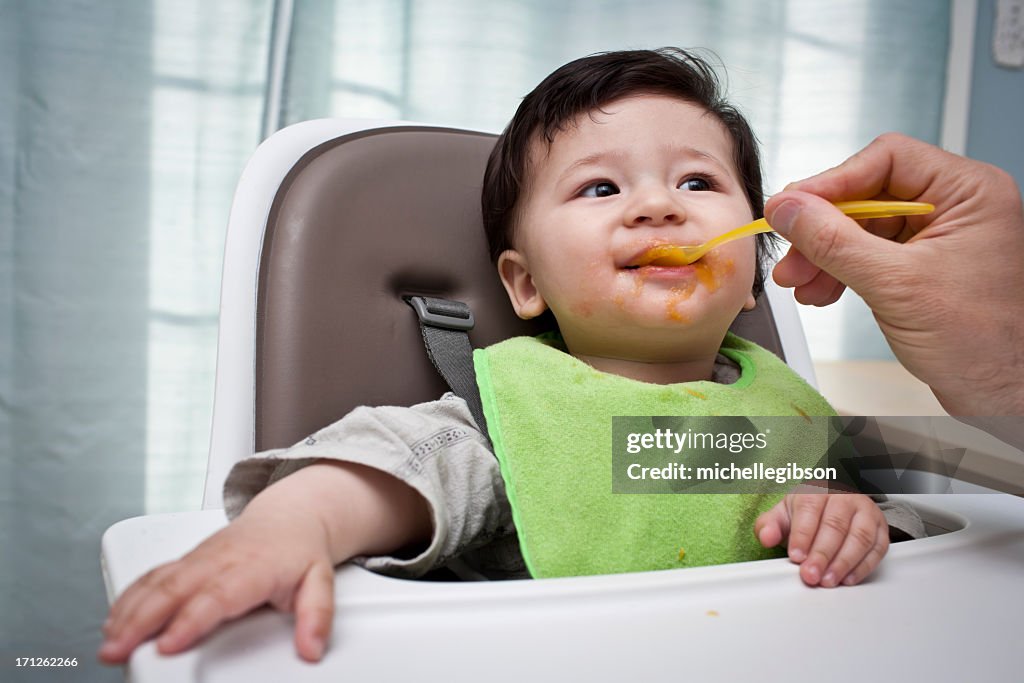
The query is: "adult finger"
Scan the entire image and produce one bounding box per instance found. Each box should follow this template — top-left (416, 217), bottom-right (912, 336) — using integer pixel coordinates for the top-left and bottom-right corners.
top-left (791, 268), bottom-right (848, 307)
top-left (783, 132), bottom-right (952, 204)
top-left (766, 191), bottom-right (901, 298)
top-left (292, 560), bottom-right (336, 662)
top-left (782, 132), bottom-right (1015, 238)
top-left (773, 247), bottom-right (847, 307)
top-left (772, 246), bottom-right (823, 290)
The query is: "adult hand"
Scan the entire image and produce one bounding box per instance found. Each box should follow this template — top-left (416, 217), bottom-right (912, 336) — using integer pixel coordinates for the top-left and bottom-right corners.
top-left (765, 133), bottom-right (1024, 416)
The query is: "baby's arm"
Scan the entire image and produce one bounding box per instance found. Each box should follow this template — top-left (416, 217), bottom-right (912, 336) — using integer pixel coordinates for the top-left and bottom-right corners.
top-left (98, 460), bottom-right (430, 664)
top-left (754, 491), bottom-right (889, 587)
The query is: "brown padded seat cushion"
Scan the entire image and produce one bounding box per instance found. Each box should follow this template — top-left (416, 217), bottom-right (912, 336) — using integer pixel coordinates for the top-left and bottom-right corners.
top-left (255, 126), bottom-right (783, 451)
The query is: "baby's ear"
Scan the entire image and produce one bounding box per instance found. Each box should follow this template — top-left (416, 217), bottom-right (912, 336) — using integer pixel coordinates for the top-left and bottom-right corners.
top-left (497, 250), bottom-right (548, 319)
top-left (742, 292), bottom-right (757, 311)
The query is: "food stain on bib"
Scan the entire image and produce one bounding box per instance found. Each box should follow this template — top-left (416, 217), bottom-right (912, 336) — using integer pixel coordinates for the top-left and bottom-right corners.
top-left (791, 402), bottom-right (811, 422)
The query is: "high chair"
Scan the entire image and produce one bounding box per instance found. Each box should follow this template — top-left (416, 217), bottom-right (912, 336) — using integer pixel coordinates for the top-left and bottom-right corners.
top-left (101, 120), bottom-right (1024, 682)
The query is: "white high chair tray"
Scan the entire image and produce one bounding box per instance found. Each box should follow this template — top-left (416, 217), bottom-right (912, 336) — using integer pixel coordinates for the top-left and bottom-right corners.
top-left (103, 486), bottom-right (1024, 682)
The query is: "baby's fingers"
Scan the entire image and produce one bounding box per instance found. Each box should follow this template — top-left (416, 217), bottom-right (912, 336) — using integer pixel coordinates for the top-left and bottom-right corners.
top-left (754, 499), bottom-right (790, 549)
top-left (785, 494), bottom-right (827, 564)
top-left (839, 523), bottom-right (890, 587)
top-left (99, 562), bottom-right (203, 663)
top-left (100, 552), bottom-right (276, 663)
top-left (154, 565), bottom-right (277, 655)
top-left (292, 560), bottom-right (336, 662)
top-left (815, 508), bottom-right (881, 587)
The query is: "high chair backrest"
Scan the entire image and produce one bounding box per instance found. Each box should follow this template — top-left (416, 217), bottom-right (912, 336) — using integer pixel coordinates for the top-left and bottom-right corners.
top-left (203, 120), bottom-right (816, 509)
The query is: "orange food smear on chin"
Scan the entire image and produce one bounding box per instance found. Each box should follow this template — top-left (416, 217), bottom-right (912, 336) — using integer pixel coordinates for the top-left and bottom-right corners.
top-left (695, 255), bottom-right (734, 293)
top-left (663, 256), bottom-right (737, 320)
top-left (618, 253), bottom-right (739, 321)
top-left (665, 282), bottom-right (696, 321)
top-left (632, 270), bottom-right (648, 298)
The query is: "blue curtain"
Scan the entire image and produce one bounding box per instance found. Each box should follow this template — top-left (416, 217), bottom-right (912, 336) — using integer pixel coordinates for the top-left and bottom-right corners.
top-left (2, 3), bottom-right (153, 680)
top-left (1, 2), bottom-right (272, 681)
top-left (0, 1), bottom-right (949, 681)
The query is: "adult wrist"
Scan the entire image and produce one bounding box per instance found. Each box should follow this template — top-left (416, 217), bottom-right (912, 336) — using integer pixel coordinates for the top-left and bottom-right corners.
top-left (933, 370), bottom-right (1024, 417)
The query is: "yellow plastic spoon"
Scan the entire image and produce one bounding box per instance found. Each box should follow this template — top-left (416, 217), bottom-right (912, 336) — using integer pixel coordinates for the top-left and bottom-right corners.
top-left (633, 200), bottom-right (935, 267)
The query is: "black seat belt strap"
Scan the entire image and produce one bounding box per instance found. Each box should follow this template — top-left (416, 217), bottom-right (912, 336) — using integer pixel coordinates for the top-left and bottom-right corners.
top-left (405, 296), bottom-right (492, 447)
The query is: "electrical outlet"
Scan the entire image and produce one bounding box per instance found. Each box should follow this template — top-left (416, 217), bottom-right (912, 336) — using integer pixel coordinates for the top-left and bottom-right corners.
top-left (994, 0), bottom-right (1024, 68)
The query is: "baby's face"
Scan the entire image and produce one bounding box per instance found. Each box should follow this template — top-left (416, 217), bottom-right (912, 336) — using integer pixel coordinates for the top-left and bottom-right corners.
top-left (498, 94), bottom-right (758, 363)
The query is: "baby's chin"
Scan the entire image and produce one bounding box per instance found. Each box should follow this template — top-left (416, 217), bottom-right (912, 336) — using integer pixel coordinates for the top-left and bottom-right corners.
top-left (615, 288), bottom-right (742, 329)
top-left (562, 332), bottom-right (727, 373)
top-left (557, 304), bottom-right (736, 357)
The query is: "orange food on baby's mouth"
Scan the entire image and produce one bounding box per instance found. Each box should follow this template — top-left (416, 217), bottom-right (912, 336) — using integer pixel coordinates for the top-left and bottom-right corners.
top-left (695, 261), bottom-right (717, 291)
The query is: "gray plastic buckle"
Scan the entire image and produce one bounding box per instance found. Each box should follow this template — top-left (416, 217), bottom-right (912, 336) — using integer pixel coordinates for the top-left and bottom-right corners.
top-left (405, 296), bottom-right (475, 331)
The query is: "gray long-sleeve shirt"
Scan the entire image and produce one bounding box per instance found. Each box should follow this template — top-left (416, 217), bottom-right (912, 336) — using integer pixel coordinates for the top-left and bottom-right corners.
top-left (223, 391), bottom-right (926, 580)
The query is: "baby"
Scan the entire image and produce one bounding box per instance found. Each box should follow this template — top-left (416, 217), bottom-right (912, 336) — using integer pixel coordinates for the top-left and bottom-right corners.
top-left (100, 48), bottom-right (923, 665)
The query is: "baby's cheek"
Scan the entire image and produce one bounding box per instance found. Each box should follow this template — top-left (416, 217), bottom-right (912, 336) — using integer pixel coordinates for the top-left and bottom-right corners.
top-left (566, 260), bottom-right (610, 318)
top-left (572, 299), bottom-right (596, 318)
top-left (725, 241), bottom-right (757, 284)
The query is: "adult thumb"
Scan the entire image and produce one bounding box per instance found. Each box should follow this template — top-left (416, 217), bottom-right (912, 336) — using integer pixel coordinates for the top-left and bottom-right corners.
top-left (765, 190), bottom-right (892, 295)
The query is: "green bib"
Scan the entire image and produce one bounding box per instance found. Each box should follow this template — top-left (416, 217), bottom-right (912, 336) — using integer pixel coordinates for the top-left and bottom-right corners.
top-left (473, 332), bottom-right (837, 579)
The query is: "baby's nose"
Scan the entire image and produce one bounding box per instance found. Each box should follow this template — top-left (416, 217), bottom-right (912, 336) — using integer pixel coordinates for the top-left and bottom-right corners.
top-left (625, 187), bottom-right (686, 227)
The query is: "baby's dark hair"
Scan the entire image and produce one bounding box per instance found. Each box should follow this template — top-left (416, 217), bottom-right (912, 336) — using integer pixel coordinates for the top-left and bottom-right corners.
top-left (482, 47), bottom-right (777, 297)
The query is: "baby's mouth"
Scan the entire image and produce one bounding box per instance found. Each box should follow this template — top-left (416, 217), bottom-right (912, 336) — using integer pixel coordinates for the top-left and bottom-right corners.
top-left (623, 246), bottom-right (701, 270)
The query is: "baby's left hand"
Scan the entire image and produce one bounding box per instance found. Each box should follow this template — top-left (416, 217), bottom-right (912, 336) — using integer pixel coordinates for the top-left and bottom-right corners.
top-left (755, 491), bottom-right (889, 587)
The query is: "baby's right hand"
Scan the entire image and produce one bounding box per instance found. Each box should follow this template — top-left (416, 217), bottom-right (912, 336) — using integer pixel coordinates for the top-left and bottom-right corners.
top-left (98, 500), bottom-right (336, 664)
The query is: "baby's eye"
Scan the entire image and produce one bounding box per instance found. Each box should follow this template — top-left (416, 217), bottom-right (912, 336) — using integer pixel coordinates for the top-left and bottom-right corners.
top-left (678, 176), bottom-right (712, 192)
top-left (580, 181), bottom-right (620, 198)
